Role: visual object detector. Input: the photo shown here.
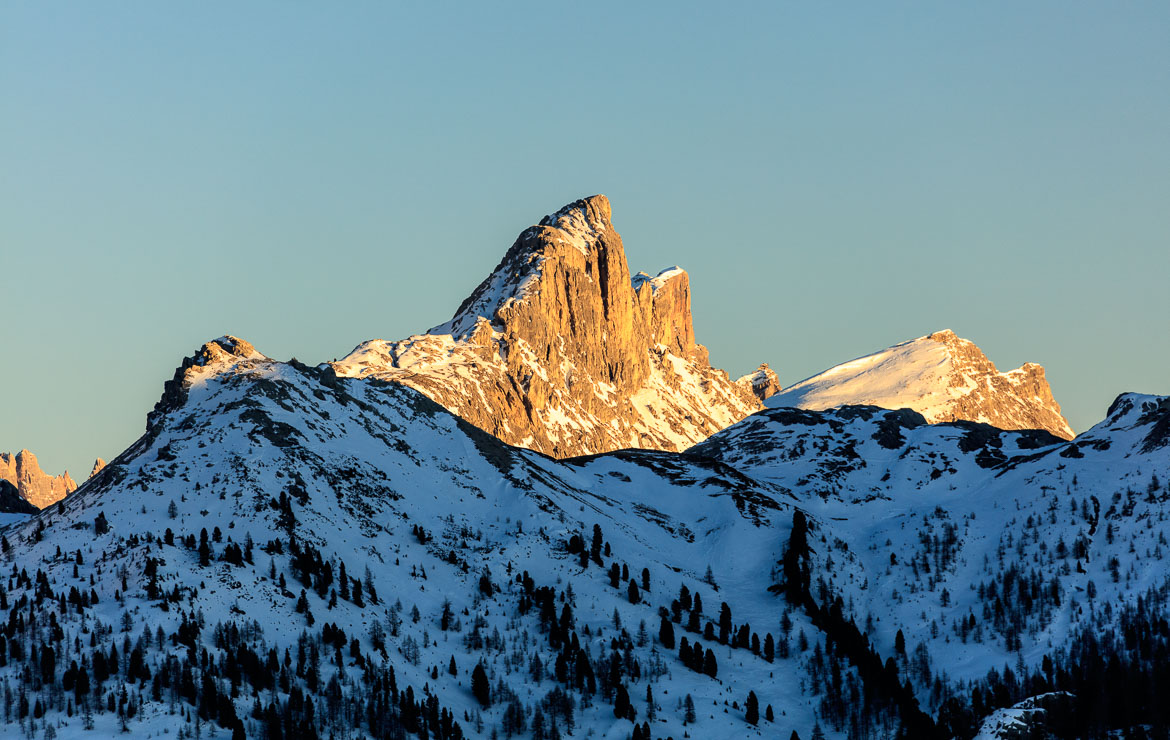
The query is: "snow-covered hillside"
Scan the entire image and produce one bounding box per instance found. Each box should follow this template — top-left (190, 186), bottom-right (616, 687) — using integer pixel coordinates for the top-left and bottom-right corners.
top-left (1, 335), bottom-right (1166, 739)
top-left (767, 330), bottom-right (1074, 440)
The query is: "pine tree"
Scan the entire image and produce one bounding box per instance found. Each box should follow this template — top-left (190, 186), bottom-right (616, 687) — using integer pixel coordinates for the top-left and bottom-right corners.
top-left (613, 684), bottom-right (634, 721)
top-left (745, 690), bottom-right (759, 725)
top-left (471, 662), bottom-right (490, 707)
top-left (780, 510), bottom-right (810, 603)
top-left (627, 580), bottom-right (640, 604)
top-left (684, 693), bottom-right (696, 723)
top-left (198, 529), bottom-right (211, 566)
top-left (719, 602), bottom-right (733, 645)
top-left (659, 616), bottom-right (675, 649)
top-left (703, 648), bottom-right (718, 678)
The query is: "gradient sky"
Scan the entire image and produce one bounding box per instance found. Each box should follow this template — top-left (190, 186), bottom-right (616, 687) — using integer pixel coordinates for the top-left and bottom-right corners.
top-left (3, 2), bottom-right (1168, 478)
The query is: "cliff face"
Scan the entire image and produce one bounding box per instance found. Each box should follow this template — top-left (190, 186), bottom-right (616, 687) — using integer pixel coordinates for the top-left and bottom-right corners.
top-left (0, 449), bottom-right (77, 509)
top-left (767, 329), bottom-right (1074, 439)
top-left (737, 364), bottom-right (782, 402)
top-left (333, 195), bottom-right (764, 457)
top-left (925, 330), bottom-right (1073, 439)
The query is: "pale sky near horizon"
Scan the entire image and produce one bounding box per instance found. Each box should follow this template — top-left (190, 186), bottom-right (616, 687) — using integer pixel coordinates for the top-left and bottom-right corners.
top-left (2, 2), bottom-right (1168, 478)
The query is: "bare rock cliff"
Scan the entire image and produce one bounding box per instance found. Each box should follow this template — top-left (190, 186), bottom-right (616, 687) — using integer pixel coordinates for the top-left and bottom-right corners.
top-left (333, 195), bottom-right (764, 457)
top-left (0, 449), bottom-right (77, 509)
top-left (737, 364), bottom-right (782, 402)
top-left (925, 330), bottom-right (1074, 439)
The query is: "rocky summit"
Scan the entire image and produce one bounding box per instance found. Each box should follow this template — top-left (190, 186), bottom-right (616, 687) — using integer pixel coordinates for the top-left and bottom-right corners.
top-left (0, 449), bottom-right (77, 509)
top-left (768, 329), bottom-right (1074, 439)
top-left (331, 195), bottom-right (764, 457)
top-left (737, 363), bottom-right (783, 402)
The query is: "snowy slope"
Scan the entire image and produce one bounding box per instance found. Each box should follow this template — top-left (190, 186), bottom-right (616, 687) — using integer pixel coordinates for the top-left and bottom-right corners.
top-left (691, 394), bottom-right (1170, 721)
top-left (0, 337), bottom-right (830, 739)
top-left (1, 334), bottom-right (1165, 739)
top-left (767, 330), bottom-right (1074, 439)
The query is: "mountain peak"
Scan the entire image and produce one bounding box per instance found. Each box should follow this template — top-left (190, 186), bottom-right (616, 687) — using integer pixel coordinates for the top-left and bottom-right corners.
top-left (737, 363), bottom-right (782, 402)
top-left (767, 330), bottom-right (1074, 439)
top-left (435, 195), bottom-right (618, 339)
top-left (538, 194), bottom-right (612, 251)
top-left (335, 195), bottom-right (763, 457)
top-left (148, 335), bottom-right (270, 432)
top-left (0, 448), bottom-right (77, 509)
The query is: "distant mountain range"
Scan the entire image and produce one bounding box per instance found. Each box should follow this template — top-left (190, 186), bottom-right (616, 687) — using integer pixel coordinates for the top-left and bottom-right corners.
top-left (0, 448), bottom-right (105, 510)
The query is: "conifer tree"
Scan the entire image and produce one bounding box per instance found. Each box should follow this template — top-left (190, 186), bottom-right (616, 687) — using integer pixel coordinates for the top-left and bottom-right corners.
top-left (659, 616), bottom-right (675, 649)
top-left (627, 580), bottom-right (640, 604)
top-left (471, 662), bottom-right (491, 707)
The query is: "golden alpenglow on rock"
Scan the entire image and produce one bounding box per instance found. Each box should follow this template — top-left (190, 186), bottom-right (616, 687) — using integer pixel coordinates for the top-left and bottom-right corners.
top-left (0, 449), bottom-right (77, 509)
top-left (768, 329), bottom-right (1075, 440)
top-left (332, 195), bottom-right (766, 457)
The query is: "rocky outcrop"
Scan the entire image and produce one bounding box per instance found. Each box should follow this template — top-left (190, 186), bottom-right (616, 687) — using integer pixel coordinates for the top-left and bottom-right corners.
top-left (90, 458), bottom-right (106, 478)
top-left (924, 330), bottom-right (1073, 439)
top-left (736, 364), bottom-right (782, 402)
top-left (0, 449), bottom-right (77, 509)
top-left (148, 335), bottom-right (268, 432)
top-left (333, 195), bottom-right (764, 457)
top-left (767, 329), bottom-right (1074, 439)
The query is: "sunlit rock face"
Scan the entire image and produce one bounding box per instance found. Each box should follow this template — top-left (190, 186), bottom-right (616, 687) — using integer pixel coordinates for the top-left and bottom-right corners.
top-left (737, 364), bottom-right (782, 402)
top-left (0, 449), bottom-right (76, 509)
top-left (768, 329), bottom-right (1074, 440)
top-left (332, 195), bottom-right (764, 458)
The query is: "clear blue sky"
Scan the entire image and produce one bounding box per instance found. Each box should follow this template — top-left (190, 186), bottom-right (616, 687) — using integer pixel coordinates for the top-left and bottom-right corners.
top-left (2, 2), bottom-right (1167, 477)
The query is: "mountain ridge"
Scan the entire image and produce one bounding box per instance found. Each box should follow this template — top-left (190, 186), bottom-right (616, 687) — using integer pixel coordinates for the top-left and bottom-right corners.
top-left (9, 328), bottom-right (1165, 739)
top-left (767, 329), bottom-right (1074, 439)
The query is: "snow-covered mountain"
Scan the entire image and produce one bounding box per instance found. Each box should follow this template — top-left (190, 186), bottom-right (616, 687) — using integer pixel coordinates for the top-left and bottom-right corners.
top-left (1, 334), bottom-right (1166, 739)
top-left (767, 329), bottom-right (1074, 440)
top-left (331, 195), bottom-right (764, 458)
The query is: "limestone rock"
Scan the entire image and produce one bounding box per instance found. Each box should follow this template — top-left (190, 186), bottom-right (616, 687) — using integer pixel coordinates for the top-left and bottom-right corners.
top-left (90, 458), bottom-right (106, 478)
top-left (148, 335), bottom-right (269, 432)
top-left (736, 364), bottom-right (782, 402)
top-left (0, 449), bottom-right (77, 509)
top-left (333, 195), bottom-right (764, 457)
top-left (767, 329), bottom-right (1074, 439)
